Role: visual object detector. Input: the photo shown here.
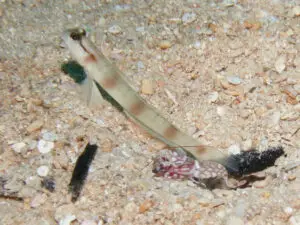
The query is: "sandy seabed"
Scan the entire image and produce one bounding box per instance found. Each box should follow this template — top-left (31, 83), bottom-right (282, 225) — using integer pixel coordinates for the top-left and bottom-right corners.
top-left (0, 0), bottom-right (300, 224)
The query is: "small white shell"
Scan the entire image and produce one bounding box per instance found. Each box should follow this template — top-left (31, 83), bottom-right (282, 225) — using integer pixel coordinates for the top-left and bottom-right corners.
top-left (11, 142), bottom-right (27, 153)
top-left (37, 165), bottom-right (49, 177)
top-left (38, 139), bottom-right (54, 154)
top-left (227, 76), bottom-right (242, 85)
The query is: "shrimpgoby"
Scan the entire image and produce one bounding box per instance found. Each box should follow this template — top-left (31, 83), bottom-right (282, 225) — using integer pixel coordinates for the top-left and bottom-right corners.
top-left (61, 28), bottom-right (284, 177)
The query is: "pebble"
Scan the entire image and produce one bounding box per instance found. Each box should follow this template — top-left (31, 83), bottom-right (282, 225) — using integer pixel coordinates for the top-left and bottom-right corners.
top-left (11, 142), bottom-right (27, 153)
top-left (27, 139), bottom-right (37, 150)
top-left (251, 171), bottom-right (266, 179)
top-left (292, 6), bottom-right (300, 17)
top-left (124, 202), bottom-right (138, 213)
top-left (100, 138), bottom-right (113, 152)
top-left (114, 4), bottom-right (131, 11)
top-left (38, 139), bottom-right (54, 154)
top-left (141, 79), bottom-right (154, 95)
top-left (286, 28), bottom-right (294, 37)
top-left (274, 55), bottom-right (286, 73)
top-left (290, 215), bottom-right (300, 225)
top-left (196, 27), bottom-right (213, 35)
top-left (232, 200), bottom-right (248, 217)
top-left (42, 131), bottom-right (58, 142)
top-left (242, 139), bottom-right (252, 150)
top-left (148, 139), bottom-right (166, 151)
top-left (283, 207), bottom-right (293, 216)
top-left (253, 176), bottom-right (271, 188)
top-left (81, 220), bottom-right (98, 225)
top-left (219, 78), bottom-right (231, 89)
top-left (32, 98), bottom-right (43, 106)
top-left (287, 77), bottom-right (298, 85)
top-left (172, 203), bottom-right (183, 213)
top-left (208, 23), bottom-right (218, 33)
top-left (108, 25), bottom-right (122, 35)
top-left (31, 193), bottom-right (47, 208)
top-left (26, 120), bottom-right (44, 133)
top-left (259, 137), bottom-right (269, 150)
top-left (98, 17), bottom-right (105, 26)
top-left (217, 106), bottom-right (227, 117)
top-left (59, 215), bottom-right (76, 225)
top-left (159, 40), bottom-right (172, 50)
top-left (283, 86), bottom-right (298, 99)
top-left (165, 88), bottom-right (178, 105)
top-left (196, 196), bottom-right (213, 206)
top-left (294, 56), bottom-right (300, 67)
top-left (207, 91), bottom-right (219, 103)
top-left (25, 176), bottom-right (40, 189)
top-left (136, 26), bottom-right (145, 32)
top-left (239, 109), bottom-right (251, 119)
top-left (270, 111), bottom-right (281, 126)
top-left (225, 216), bottom-right (244, 225)
top-left (93, 117), bottom-right (105, 126)
top-left (244, 20), bottom-right (262, 30)
top-left (294, 84), bottom-right (300, 94)
top-left (137, 61), bottom-right (145, 70)
top-left (262, 191), bottom-right (271, 198)
top-left (67, 0), bottom-right (80, 5)
top-left (41, 177), bottom-right (56, 192)
top-left (227, 144), bottom-right (241, 155)
top-left (281, 111), bottom-right (298, 121)
top-left (228, 39), bottom-right (243, 49)
top-left (255, 107), bottom-right (267, 116)
top-left (227, 76), bottom-right (242, 85)
top-left (215, 209), bottom-right (227, 221)
top-left (193, 41), bottom-right (201, 49)
top-left (288, 174), bottom-right (296, 181)
top-left (229, 48), bottom-right (244, 58)
top-left (19, 186), bottom-right (37, 198)
top-left (182, 12), bottom-right (196, 25)
top-left (15, 95), bottom-right (24, 102)
top-left (0, 125), bottom-right (4, 133)
top-left (139, 200), bottom-right (154, 213)
top-left (193, 129), bottom-right (205, 139)
top-left (55, 204), bottom-right (77, 223)
top-left (289, 180), bottom-right (300, 191)
top-left (168, 17), bottom-right (181, 24)
top-left (222, 0), bottom-right (237, 7)
top-left (37, 165), bottom-right (50, 177)
top-left (295, 104), bottom-right (300, 112)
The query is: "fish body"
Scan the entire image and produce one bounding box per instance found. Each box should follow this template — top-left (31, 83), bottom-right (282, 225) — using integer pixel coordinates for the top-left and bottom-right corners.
top-left (62, 28), bottom-right (284, 176)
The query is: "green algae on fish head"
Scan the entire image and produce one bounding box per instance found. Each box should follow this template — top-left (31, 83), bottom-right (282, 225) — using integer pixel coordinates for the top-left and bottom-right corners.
top-left (61, 61), bottom-right (87, 84)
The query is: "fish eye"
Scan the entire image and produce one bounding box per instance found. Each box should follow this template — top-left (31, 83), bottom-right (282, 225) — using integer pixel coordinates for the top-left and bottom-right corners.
top-left (70, 29), bottom-right (86, 41)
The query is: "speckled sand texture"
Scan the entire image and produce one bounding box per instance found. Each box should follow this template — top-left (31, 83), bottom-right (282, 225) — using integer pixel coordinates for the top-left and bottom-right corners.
top-left (0, 0), bottom-right (300, 224)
